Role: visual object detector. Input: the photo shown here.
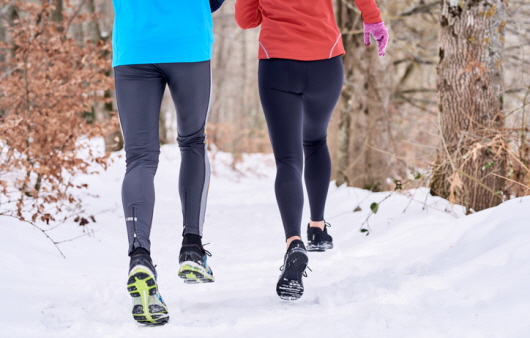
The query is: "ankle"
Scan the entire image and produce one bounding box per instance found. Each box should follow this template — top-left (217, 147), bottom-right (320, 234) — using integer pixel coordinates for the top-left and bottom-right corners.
top-left (182, 234), bottom-right (202, 246)
top-left (129, 247), bottom-right (150, 257)
top-left (309, 220), bottom-right (325, 231)
top-left (286, 236), bottom-right (301, 250)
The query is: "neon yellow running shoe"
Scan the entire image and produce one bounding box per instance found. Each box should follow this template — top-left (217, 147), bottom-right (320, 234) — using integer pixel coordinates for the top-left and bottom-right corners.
top-left (178, 244), bottom-right (215, 284)
top-left (127, 254), bottom-right (169, 325)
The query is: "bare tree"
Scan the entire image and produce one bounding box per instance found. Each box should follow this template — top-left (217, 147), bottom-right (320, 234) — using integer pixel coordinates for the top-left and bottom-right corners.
top-left (72, 0), bottom-right (122, 151)
top-left (430, 0), bottom-right (507, 212)
top-left (334, 0), bottom-right (394, 191)
top-left (209, 3), bottom-right (268, 154)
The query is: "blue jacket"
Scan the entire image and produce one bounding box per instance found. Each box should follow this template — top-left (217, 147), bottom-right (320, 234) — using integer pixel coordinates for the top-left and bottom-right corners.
top-left (112, 0), bottom-right (213, 67)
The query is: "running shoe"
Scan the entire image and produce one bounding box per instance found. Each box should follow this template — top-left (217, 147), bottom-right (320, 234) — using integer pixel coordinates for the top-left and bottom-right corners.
top-left (178, 244), bottom-right (215, 284)
top-left (127, 253), bottom-right (169, 325)
top-left (276, 239), bottom-right (309, 300)
top-left (307, 222), bottom-right (333, 252)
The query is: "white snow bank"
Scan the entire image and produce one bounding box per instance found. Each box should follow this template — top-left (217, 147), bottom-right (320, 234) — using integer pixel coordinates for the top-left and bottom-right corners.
top-left (1, 143), bottom-right (529, 338)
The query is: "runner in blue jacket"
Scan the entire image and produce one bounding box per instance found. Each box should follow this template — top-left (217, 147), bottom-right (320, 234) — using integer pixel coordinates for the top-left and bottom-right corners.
top-left (112, 0), bottom-right (224, 325)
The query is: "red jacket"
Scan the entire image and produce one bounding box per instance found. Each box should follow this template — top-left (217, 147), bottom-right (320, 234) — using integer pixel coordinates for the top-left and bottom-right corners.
top-left (235, 0), bottom-right (382, 61)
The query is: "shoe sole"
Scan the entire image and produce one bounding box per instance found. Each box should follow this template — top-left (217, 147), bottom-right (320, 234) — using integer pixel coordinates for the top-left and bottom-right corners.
top-left (127, 267), bottom-right (169, 325)
top-left (276, 250), bottom-right (308, 301)
top-left (178, 261), bottom-right (215, 284)
top-left (307, 242), bottom-right (333, 252)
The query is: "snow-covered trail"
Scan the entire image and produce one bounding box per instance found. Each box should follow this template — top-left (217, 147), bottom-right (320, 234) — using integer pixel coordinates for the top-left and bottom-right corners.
top-left (1, 144), bottom-right (529, 338)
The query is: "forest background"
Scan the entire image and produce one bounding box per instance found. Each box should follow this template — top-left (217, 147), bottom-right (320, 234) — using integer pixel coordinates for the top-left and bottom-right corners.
top-left (1, 0), bottom-right (529, 225)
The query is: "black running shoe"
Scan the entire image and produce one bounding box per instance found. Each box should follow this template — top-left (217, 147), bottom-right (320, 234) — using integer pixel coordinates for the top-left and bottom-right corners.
top-left (276, 240), bottom-right (309, 301)
top-left (127, 254), bottom-right (169, 325)
top-left (178, 244), bottom-right (215, 284)
top-left (307, 222), bottom-right (333, 252)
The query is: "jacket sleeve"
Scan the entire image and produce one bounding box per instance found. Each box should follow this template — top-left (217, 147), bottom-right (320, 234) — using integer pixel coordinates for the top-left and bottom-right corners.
top-left (234, 0), bottom-right (262, 29)
top-left (354, 0), bottom-right (383, 23)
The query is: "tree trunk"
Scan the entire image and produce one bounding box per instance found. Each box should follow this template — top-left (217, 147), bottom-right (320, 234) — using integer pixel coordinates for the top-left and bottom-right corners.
top-left (84, 0), bottom-right (101, 42)
top-left (51, 0), bottom-right (64, 23)
top-left (335, 0), bottom-right (393, 191)
top-left (431, 0), bottom-right (507, 212)
top-left (79, 0), bottom-right (122, 151)
top-left (335, 100), bottom-right (351, 186)
top-left (0, 4), bottom-right (18, 65)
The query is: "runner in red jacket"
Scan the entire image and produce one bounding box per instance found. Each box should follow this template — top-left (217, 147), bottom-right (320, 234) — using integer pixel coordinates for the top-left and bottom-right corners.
top-left (235, 0), bottom-right (386, 59)
top-left (235, 0), bottom-right (388, 301)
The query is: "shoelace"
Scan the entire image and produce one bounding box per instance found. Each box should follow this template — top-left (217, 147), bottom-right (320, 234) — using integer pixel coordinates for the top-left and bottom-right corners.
top-left (279, 265), bottom-right (312, 277)
top-left (202, 243), bottom-right (212, 257)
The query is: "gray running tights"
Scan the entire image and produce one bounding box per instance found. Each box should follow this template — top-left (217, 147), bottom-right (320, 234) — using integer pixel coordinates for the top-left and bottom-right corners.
top-left (114, 61), bottom-right (211, 254)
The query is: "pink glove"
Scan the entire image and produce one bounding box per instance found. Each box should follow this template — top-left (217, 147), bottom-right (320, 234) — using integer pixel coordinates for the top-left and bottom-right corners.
top-left (363, 22), bottom-right (389, 57)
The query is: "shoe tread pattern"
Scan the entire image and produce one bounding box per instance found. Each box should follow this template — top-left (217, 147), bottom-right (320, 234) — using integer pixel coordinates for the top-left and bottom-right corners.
top-left (127, 267), bottom-right (169, 325)
top-left (178, 261), bottom-right (215, 284)
top-left (276, 250), bottom-right (308, 301)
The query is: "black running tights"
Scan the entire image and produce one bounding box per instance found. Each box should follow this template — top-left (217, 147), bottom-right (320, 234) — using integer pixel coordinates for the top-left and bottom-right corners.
top-left (258, 56), bottom-right (344, 239)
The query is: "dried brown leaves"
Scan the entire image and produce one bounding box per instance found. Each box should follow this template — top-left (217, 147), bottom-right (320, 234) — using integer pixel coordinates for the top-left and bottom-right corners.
top-left (0, 0), bottom-right (115, 224)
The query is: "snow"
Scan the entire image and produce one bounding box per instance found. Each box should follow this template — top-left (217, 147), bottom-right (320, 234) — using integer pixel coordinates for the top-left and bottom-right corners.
top-left (1, 142), bottom-right (529, 338)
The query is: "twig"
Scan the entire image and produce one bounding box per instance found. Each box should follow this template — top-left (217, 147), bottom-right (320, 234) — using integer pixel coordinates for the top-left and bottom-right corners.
top-left (64, 0), bottom-right (87, 37)
top-left (12, 216), bottom-right (66, 258)
top-left (457, 171), bottom-right (504, 201)
top-left (359, 190), bottom-right (397, 233)
top-left (340, 0), bottom-right (358, 12)
top-left (54, 230), bottom-right (97, 244)
top-left (401, 175), bottom-right (428, 213)
top-left (399, 1), bottom-right (440, 17)
top-left (492, 173), bottom-right (530, 192)
top-left (437, 104), bottom-right (457, 172)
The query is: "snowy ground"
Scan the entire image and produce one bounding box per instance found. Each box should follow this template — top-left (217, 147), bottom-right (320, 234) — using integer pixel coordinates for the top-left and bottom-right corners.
top-left (1, 143), bottom-right (529, 338)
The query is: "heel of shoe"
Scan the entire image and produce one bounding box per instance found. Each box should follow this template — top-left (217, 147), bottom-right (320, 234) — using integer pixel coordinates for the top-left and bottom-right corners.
top-left (178, 261), bottom-right (215, 284)
top-left (127, 268), bottom-right (169, 325)
top-left (276, 250), bottom-right (308, 300)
